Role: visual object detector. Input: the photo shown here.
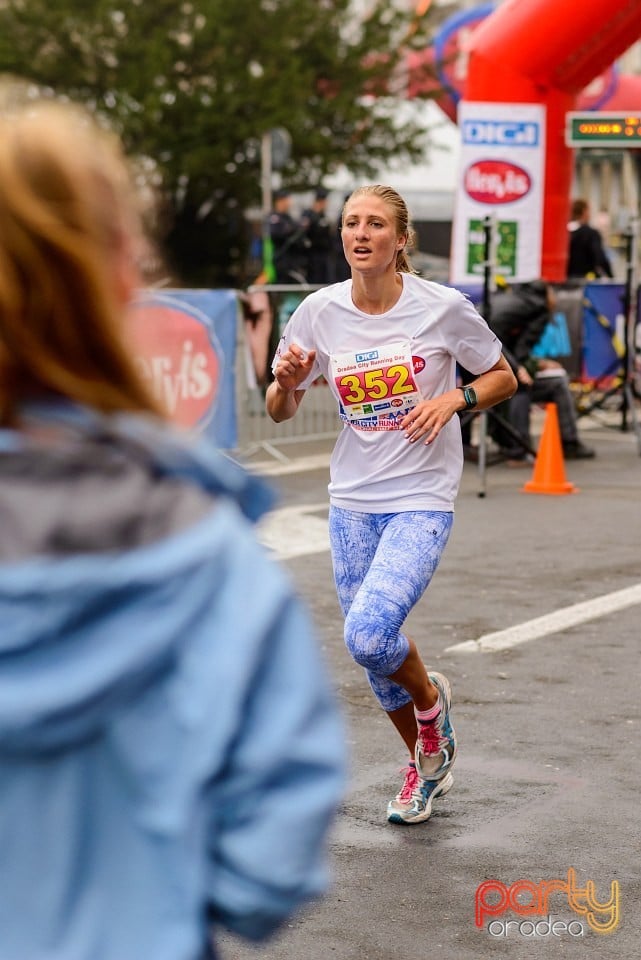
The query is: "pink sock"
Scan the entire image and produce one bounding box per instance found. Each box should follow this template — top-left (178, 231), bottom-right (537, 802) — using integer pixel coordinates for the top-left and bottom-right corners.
top-left (415, 702), bottom-right (440, 723)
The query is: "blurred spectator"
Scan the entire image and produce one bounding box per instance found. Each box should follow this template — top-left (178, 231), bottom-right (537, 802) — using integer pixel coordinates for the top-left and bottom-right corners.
top-left (490, 280), bottom-right (595, 460)
top-left (593, 207), bottom-right (619, 275)
top-left (301, 187), bottom-right (333, 283)
top-left (332, 193), bottom-right (352, 281)
top-left (240, 287), bottom-right (274, 386)
top-left (567, 198), bottom-right (613, 279)
top-left (268, 188), bottom-right (309, 283)
top-left (0, 96), bottom-right (345, 960)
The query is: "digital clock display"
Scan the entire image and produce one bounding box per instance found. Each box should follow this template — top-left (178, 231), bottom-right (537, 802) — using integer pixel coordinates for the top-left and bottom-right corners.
top-left (566, 112), bottom-right (641, 147)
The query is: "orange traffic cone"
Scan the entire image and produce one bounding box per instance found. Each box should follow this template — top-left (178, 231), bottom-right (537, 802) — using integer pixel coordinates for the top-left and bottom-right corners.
top-left (522, 403), bottom-right (578, 496)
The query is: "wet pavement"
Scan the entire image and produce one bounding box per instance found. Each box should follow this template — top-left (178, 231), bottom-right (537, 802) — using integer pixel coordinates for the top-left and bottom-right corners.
top-left (221, 412), bottom-right (641, 960)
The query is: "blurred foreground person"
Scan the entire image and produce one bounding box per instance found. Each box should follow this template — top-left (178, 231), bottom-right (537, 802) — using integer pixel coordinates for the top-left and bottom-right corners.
top-left (0, 97), bottom-right (345, 960)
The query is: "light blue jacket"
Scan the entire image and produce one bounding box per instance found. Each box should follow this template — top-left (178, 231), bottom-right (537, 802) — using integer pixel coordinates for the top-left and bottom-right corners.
top-left (0, 407), bottom-right (346, 960)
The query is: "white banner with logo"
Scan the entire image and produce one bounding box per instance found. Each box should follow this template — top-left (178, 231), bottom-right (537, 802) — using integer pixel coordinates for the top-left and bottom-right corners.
top-left (450, 101), bottom-right (546, 284)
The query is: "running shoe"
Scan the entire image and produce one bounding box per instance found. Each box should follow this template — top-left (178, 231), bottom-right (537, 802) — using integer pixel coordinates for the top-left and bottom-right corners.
top-left (387, 763), bottom-right (454, 825)
top-left (415, 671), bottom-right (457, 780)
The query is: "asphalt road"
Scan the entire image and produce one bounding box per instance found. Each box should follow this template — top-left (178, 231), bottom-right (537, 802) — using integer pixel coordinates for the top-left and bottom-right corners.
top-left (220, 414), bottom-right (641, 960)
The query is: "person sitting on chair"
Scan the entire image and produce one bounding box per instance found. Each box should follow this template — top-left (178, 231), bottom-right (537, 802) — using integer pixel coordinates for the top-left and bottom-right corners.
top-left (489, 280), bottom-right (596, 461)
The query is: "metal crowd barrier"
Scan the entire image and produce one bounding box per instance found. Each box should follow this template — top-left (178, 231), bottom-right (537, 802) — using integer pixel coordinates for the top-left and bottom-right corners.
top-left (231, 279), bottom-right (641, 461)
top-left (233, 284), bottom-right (340, 461)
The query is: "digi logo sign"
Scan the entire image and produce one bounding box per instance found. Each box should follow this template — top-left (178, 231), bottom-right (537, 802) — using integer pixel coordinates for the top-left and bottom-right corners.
top-left (462, 120), bottom-right (540, 147)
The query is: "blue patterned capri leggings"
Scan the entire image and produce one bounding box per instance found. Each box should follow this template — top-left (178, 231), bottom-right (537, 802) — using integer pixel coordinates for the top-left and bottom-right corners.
top-left (328, 506), bottom-right (454, 713)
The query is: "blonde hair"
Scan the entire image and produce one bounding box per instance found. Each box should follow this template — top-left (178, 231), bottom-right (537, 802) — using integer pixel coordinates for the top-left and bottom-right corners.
top-left (0, 96), bottom-right (161, 425)
top-left (342, 184), bottom-right (417, 273)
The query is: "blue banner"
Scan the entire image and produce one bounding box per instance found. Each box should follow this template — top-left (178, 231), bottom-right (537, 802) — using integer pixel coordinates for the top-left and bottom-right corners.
top-left (581, 283), bottom-right (626, 381)
top-left (131, 289), bottom-right (238, 449)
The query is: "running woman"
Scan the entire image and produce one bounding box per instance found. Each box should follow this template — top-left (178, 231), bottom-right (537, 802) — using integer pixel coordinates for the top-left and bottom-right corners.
top-left (266, 184), bottom-right (516, 824)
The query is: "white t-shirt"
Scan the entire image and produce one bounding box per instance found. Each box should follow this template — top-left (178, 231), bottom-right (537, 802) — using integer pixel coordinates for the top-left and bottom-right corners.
top-left (272, 273), bottom-right (501, 512)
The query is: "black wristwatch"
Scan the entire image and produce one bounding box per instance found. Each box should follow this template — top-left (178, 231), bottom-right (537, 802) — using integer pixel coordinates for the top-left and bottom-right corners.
top-left (458, 385), bottom-right (477, 409)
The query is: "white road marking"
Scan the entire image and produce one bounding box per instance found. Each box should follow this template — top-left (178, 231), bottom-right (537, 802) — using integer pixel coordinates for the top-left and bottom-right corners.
top-left (257, 502), bottom-right (330, 559)
top-left (253, 455), bottom-right (641, 647)
top-left (248, 452), bottom-right (332, 477)
top-left (445, 583), bottom-right (641, 653)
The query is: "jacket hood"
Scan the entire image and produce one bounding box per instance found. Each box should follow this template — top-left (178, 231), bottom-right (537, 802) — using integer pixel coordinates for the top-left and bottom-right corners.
top-left (0, 507), bottom-right (244, 756)
top-left (0, 407), bottom-right (275, 757)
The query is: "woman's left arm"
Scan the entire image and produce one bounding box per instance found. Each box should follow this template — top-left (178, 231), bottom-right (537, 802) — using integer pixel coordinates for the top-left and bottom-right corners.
top-left (402, 354), bottom-right (517, 445)
top-left (459, 353), bottom-right (518, 410)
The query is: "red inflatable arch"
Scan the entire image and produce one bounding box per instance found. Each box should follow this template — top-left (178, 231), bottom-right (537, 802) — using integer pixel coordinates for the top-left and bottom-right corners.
top-left (463, 0), bottom-right (641, 280)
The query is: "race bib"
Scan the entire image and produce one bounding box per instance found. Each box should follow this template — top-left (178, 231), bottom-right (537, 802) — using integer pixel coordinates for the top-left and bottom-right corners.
top-left (330, 341), bottom-right (422, 430)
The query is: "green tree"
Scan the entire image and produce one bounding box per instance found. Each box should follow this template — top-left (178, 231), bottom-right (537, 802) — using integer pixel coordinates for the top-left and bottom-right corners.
top-left (0, 0), bottom-right (442, 286)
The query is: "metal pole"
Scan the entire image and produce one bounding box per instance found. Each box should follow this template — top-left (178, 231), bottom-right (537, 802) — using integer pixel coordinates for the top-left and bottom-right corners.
top-left (620, 217), bottom-right (641, 453)
top-left (476, 214), bottom-right (495, 497)
top-left (620, 223), bottom-right (634, 431)
top-left (261, 131), bottom-right (273, 255)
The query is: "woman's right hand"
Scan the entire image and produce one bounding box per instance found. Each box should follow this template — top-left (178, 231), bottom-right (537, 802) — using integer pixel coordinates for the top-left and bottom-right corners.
top-left (273, 343), bottom-right (317, 393)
